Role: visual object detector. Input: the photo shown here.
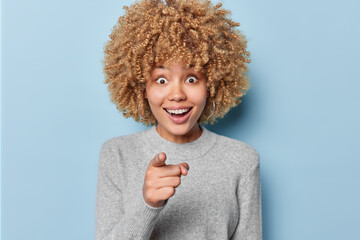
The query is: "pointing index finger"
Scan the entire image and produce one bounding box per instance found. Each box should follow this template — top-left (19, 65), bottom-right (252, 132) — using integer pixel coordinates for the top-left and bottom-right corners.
top-left (150, 152), bottom-right (167, 167)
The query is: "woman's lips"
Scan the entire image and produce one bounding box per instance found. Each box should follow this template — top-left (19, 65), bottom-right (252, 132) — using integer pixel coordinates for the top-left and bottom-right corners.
top-left (163, 107), bottom-right (193, 124)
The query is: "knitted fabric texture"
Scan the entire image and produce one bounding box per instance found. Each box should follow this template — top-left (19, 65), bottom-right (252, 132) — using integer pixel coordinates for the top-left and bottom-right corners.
top-left (95, 125), bottom-right (262, 239)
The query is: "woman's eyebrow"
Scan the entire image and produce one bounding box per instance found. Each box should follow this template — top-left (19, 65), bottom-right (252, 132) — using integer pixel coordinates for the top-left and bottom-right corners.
top-left (155, 66), bottom-right (166, 69)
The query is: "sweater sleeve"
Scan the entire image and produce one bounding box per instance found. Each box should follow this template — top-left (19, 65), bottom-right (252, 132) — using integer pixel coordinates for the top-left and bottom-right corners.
top-left (230, 153), bottom-right (263, 240)
top-left (95, 140), bottom-right (168, 240)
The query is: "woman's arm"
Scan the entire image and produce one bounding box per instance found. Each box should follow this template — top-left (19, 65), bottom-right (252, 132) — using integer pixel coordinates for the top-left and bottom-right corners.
top-left (230, 153), bottom-right (263, 240)
top-left (95, 140), bottom-right (167, 240)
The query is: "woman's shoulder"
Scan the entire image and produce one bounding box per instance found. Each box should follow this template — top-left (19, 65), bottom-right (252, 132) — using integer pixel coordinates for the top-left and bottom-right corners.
top-left (208, 130), bottom-right (260, 168)
top-left (100, 129), bottom-right (146, 152)
top-left (218, 134), bottom-right (259, 155)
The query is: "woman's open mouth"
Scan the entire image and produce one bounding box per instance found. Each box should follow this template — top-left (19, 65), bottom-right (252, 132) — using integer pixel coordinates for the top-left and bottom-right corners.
top-left (163, 107), bottom-right (193, 124)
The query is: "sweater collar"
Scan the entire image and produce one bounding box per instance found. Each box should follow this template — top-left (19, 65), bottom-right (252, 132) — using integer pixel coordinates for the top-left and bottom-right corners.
top-left (142, 124), bottom-right (218, 160)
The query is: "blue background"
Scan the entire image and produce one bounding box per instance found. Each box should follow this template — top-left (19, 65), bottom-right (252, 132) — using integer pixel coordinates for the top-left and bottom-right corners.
top-left (1, 0), bottom-right (359, 239)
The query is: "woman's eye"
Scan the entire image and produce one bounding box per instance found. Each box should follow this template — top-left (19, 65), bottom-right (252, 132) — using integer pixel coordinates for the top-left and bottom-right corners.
top-left (186, 76), bottom-right (198, 83)
top-left (155, 77), bottom-right (168, 84)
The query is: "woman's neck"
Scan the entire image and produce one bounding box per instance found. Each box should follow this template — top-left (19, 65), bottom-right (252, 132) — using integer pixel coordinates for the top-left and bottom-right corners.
top-left (156, 123), bottom-right (203, 144)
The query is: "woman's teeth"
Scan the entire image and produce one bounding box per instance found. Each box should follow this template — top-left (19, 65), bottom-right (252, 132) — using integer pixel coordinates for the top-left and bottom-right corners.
top-left (166, 108), bottom-right (191, 115)
top-left (167, 108), bottom-right (189, 114)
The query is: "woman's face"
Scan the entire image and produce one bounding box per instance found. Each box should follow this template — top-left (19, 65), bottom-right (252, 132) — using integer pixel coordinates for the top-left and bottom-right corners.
top-left (145, 61), bottom-right (208, 143)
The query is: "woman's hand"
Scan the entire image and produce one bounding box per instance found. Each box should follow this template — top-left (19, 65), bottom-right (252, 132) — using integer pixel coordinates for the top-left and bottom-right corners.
top-left (143, 152), bottom-right (189, 208)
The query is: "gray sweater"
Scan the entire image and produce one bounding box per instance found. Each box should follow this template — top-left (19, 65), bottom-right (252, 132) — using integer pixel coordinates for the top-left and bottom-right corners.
top-left (95, 125), bottom-right (262, 240)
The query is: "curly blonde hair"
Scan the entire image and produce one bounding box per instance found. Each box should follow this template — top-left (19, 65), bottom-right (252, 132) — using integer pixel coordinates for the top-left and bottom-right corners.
top-left (102, 0), bottom-right (251, 126)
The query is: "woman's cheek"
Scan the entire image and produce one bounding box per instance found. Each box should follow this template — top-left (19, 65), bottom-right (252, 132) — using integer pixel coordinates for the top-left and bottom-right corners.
top-left (188, 88), bottom-right (207, 105)
top-left (147, 87), bottom-right (167, 105)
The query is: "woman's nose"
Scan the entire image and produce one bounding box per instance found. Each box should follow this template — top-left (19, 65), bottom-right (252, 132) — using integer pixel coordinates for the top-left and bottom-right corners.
top-left (168, 82), bottom-right (186, 101)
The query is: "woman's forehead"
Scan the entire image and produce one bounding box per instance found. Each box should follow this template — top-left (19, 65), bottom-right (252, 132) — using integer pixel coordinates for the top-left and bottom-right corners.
top-left (153, 59), bottom-right (193, 68)
top-left (153, 64), bottom-right (195, 70)
top-left (151, 63), bottom-right (206, 76)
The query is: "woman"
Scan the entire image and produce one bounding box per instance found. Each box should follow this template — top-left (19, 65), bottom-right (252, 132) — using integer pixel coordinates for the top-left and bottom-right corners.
top-left (95, 0), bottom-right (262, 239)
